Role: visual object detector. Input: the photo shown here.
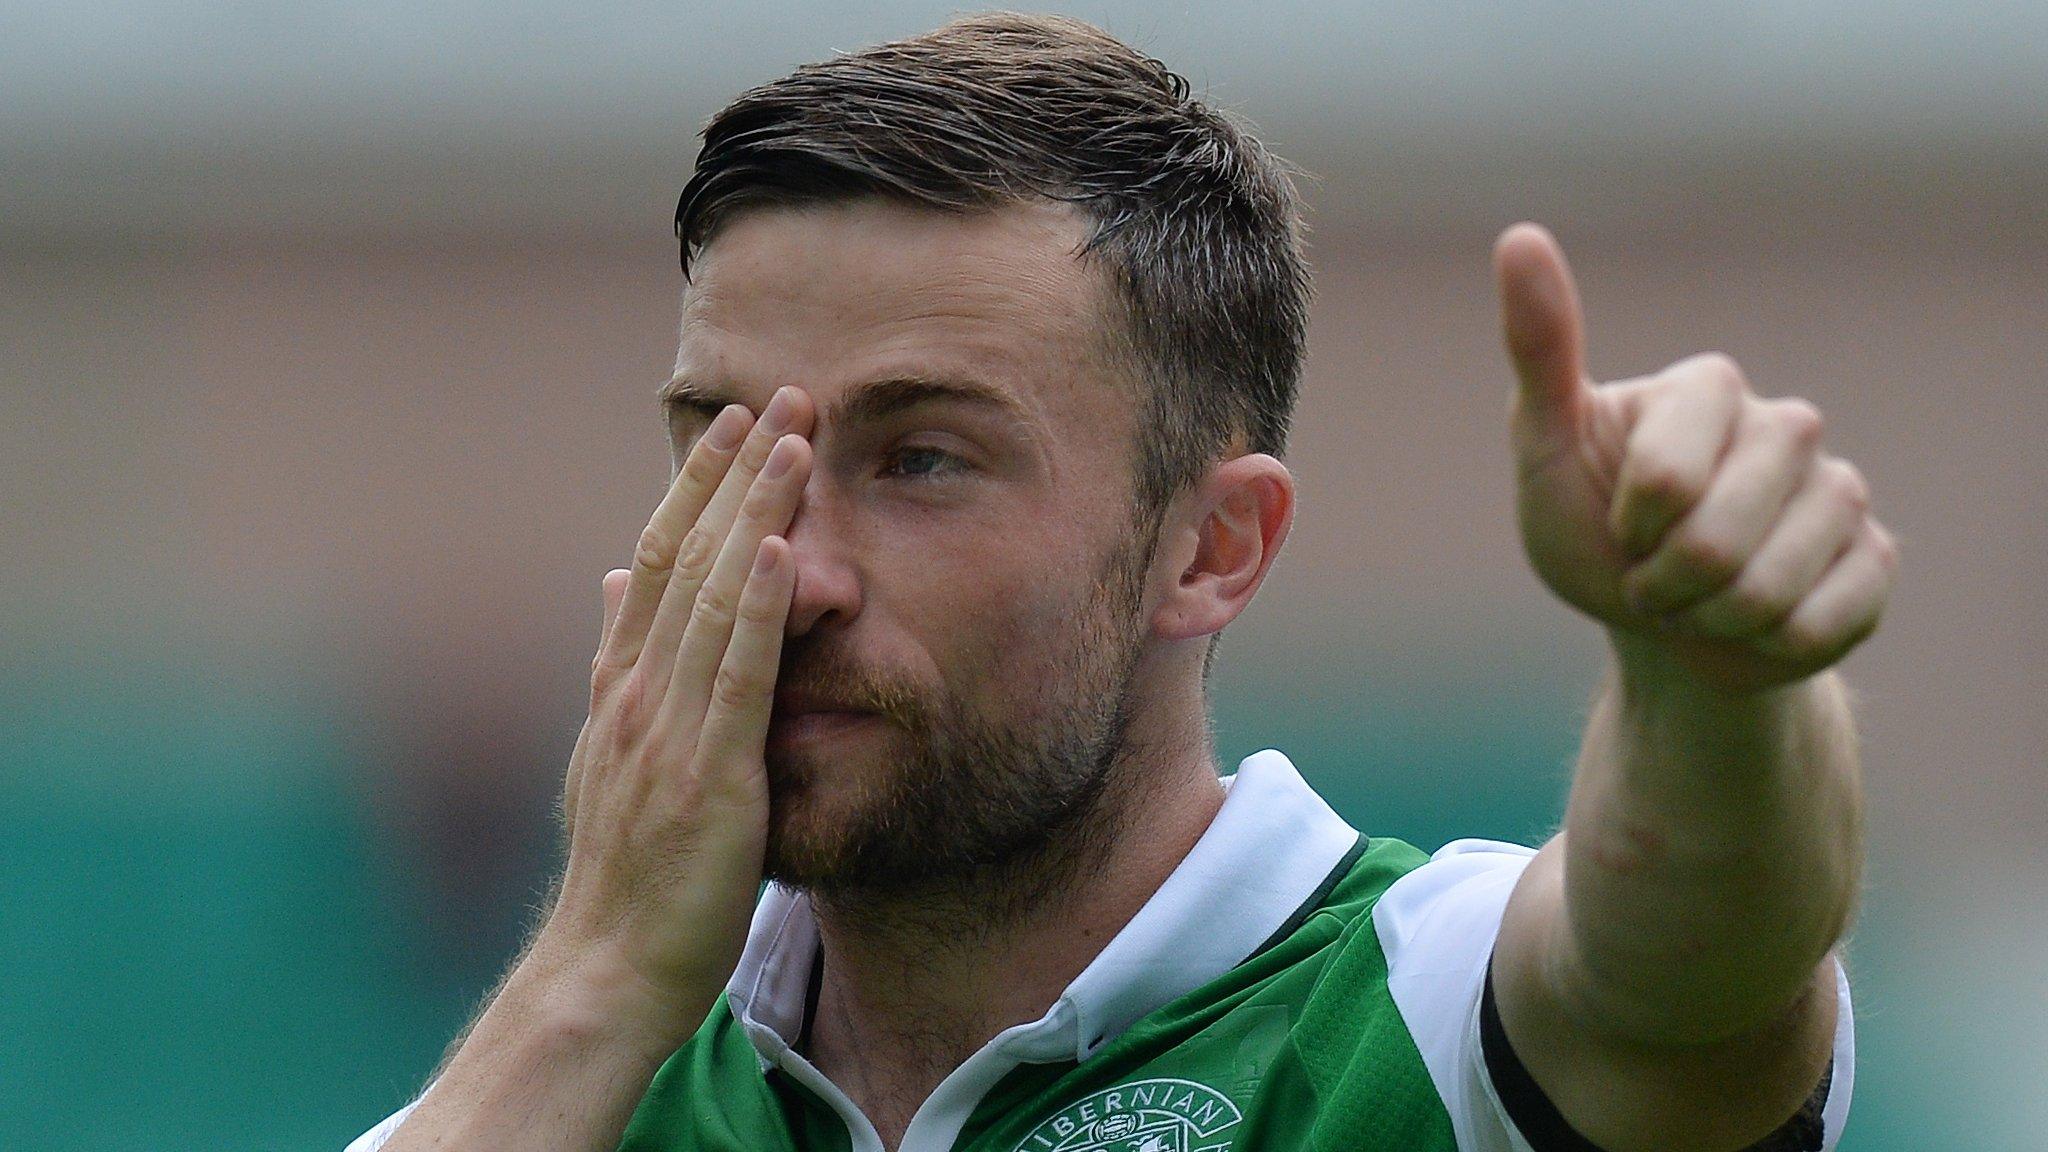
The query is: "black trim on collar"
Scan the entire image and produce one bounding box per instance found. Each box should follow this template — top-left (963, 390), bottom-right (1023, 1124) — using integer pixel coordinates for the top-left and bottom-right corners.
top-left (1250, 832), bottom-right (1368, 958)
top-left (795, 944), bottom-right (825, 1058)
top-left (1479, 957), bottom-right (1831, 1152)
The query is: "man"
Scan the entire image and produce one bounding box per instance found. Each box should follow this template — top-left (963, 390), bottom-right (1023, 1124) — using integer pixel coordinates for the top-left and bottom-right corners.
top-left (350, 13), bottom-right (1893, 1152)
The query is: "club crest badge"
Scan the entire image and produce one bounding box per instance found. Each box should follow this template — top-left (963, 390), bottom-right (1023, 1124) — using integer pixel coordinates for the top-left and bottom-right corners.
top-left (1010, 1077), bottom-right (1244, 1152)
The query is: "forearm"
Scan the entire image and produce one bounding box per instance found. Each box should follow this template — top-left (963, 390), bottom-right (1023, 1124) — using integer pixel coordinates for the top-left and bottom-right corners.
top-left (1555, 629), bottom-right (1863, 1043)
top-left (381, 940), bottom-right (708, 1152)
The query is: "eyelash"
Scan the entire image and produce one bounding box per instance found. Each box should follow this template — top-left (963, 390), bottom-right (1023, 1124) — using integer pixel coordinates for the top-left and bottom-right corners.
top-left (879, 445), bottom-right (964, 480)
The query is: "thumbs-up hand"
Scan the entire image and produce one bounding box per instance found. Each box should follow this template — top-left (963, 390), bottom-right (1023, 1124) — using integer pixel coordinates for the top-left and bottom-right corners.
top-left (1493, 223), bottom-right (1897, 694)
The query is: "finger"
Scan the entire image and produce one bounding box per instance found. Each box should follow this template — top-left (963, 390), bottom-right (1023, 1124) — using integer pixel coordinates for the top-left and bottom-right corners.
top-left (692, 536), bottom-right (796, 783)
top-left (1756, 519), bottom-right (1899, 668)
top-left (639, 387), bottom-right (812, 686)
top-left (1607, 355), bottom-right (1745, 560)
top-left (599, 568), bottom-right (630, 647)
top-left (1495, 222), bottom-right (1592, 464)
top-left (573, 571), bottom-right (629, 821)
top-left (662, 433), bottom-right (812, 725)
top-left (1678, 457), bottom-right (1869, 640)
top-left (603, 403), bottom-right (753, 668)
top-left (1623, 396), bottom-right (1824, 615)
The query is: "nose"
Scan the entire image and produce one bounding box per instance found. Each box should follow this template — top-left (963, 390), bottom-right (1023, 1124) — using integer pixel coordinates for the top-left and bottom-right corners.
top-left (779, 478), bottom-right (863, 637)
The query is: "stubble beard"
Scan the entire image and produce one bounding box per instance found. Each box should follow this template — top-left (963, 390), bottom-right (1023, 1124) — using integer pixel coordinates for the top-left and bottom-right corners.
top-left (760, 529), bottom-right (1155, 934)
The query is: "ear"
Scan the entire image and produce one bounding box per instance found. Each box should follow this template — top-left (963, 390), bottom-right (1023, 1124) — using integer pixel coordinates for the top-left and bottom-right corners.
top-left (1147, 453), bottom-right (1295, 642)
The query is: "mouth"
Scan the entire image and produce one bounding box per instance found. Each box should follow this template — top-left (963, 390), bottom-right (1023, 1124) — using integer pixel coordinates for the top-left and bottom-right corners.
top-left (766, 707), bottom-right (884, 749)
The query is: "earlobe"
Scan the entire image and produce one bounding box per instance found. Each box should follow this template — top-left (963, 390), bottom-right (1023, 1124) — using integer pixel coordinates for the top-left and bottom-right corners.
top-left (1149, 455), bottom-right (1295, 642)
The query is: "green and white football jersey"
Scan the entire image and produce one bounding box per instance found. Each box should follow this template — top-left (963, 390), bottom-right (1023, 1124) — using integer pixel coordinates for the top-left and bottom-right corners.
top-left (348, 750), bottom-right (1853, 1152)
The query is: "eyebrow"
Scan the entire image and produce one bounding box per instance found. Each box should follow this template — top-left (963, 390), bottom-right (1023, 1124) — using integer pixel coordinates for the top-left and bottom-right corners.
top-left (660, 373), bottom-right (1033, 430)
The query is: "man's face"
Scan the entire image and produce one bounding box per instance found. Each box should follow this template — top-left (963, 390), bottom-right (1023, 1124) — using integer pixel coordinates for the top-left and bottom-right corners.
top-left (669, 198), bottom-right (1160, 900)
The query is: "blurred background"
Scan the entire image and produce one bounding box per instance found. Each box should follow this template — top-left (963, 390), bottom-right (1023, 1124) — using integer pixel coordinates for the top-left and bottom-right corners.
top-left (3, 2), bottom-right (2042, 1148)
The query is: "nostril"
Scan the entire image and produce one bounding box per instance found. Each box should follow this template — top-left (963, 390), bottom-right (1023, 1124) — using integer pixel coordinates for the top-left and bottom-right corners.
top-left (779, 546), bottom-right (862, 639)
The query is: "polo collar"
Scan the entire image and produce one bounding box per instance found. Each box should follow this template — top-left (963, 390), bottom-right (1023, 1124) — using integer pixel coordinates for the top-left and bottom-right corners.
top-left (725, 749), bottom-right (1360, 1071)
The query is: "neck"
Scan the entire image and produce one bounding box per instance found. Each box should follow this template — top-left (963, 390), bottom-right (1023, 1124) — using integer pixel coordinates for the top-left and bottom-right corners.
top-left (800, 693), bottom-right (1225, 1136)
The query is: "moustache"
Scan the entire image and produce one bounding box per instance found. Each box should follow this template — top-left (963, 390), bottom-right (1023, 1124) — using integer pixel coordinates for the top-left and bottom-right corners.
top-left (772, 639), bottom-right (933, 731)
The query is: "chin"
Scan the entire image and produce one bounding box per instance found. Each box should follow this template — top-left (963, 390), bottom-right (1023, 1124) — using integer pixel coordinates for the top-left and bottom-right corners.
top-left (761, 743), bottom-right (895, 889)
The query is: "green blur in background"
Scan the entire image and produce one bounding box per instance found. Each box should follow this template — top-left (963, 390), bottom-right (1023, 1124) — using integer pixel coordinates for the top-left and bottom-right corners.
top-left (0, 637), bottom-right (1989, 1148)
top-left (0, 645), bottom-right (1573, 1146)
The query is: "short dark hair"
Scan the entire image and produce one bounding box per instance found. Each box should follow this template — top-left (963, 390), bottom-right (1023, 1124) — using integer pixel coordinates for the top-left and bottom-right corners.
top-left (674, 12), bottom-right (1312, 517)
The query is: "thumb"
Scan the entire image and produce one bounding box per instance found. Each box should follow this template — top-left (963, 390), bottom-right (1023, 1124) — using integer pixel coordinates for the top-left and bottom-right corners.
top-left (1493, 222), bottom-right (1590, 455)
top-left (599, 568), bottom-right (630, 647)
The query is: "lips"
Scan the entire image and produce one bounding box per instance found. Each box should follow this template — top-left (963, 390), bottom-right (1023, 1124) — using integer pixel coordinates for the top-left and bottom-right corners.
top-left (766, 708), bottom-right (882, 752)
top-left (772, 689), bottom-right (864, 716)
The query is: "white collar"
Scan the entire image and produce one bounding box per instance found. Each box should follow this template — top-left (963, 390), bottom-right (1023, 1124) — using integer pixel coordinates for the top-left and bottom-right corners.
top-left (724, 749), bottom-right (1361, 1069)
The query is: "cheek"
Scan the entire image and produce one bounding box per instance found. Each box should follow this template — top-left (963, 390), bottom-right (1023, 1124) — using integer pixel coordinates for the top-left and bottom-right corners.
top-left (916, 556), bottom-right (1047, 664)
top-left (926, 549), bottom-right (1114, 710)
top-left (876, 494), bottom-right (1086, 600)
top-left (881, 534), bottom-right (1066, 648)
top-left (859, 489), bottom-right (1126, 675)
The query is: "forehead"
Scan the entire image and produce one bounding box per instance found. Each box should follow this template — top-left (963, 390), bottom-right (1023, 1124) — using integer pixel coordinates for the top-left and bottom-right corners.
top-left (675, 199), bottom-right (1131, 435)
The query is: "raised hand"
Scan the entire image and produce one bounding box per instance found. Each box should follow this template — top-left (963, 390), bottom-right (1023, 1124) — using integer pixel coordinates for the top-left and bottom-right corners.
top-left (376, 389), bottom-right (817, 1152)
top-left (543, 385), bottom-right (815, 1028)
top-left (1493, 223), bottom-right (1897, 693)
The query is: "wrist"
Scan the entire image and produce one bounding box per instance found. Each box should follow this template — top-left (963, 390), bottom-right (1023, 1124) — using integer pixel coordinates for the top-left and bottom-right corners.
top-left (1605, 625), bottom-right (1802, 708)
top-left (1600, 626), bottom-right (1855, 791)
top-left (1601, 627), bottom-right (1813, 775)
top-left (516, 931), bottom-right (721, 1061)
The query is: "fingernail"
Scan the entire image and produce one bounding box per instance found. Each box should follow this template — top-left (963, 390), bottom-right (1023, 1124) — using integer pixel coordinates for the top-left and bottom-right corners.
top-left (706, 404), bottom-right (747, 450)
top-left (761, 388), bottom-right (794, 432)
top-left (753, 538), bottom-right (782, 576)
top-left (762, 434), bottom-right (797, 478)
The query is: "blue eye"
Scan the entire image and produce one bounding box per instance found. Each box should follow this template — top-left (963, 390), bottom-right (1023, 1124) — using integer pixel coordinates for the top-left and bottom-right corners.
top-left (881, 445), bottom-right (961, 479)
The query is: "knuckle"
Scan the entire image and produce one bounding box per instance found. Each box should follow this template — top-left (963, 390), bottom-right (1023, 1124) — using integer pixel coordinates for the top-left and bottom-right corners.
top-left (674, 524), bottom-right (720, 582)
top-left (711, 665), bottom-right (766, 712)
top-left (1720, 580), bottom-right (1790, 632)
top-left (1626, 458), bottom-right (1702, 513)
top-left (589, 651), bottom-right (627, 692)
top-left (1691, 351), bottom-right (1747, 394)
top-left (738, 590), bottom-right (785, 628)
top-left (1778, 619), bottom-right (1835, 664)
top-left (692, 583), bottom-right (740, 627)
top-left (609, 670), bottom-right (662, 728)
top-left (632, 524), bottom-right (676, 575)
top-left (1825, 460), bottom-right (1871, 514)
top-left (1772, 397), bottom-right (1825, 448)
top-left (1673, 532), bottom-right (1745, 584)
